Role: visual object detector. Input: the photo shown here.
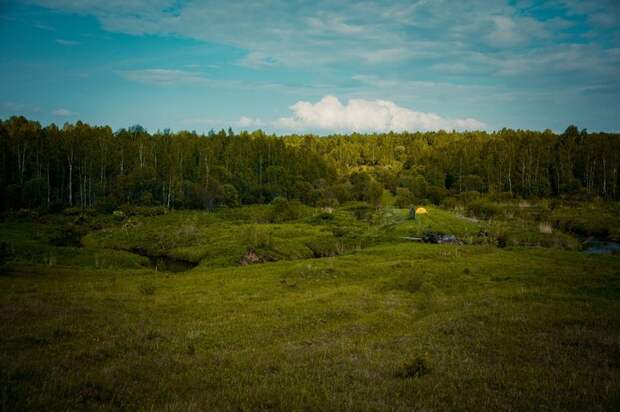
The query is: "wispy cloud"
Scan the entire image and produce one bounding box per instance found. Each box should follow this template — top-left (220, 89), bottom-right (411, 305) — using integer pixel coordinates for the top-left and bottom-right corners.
top-left (34, 22), bottom-right (55, 31)
top-left (180, 115), bottom-right (264, 130)
top-left (118, 68), bottom-right (346, 96)
top-left (118, 69), bottom-right (211, 85)
top-left (28, 0), bottom-right (620, 77)
top-left (52, 108), bottom-right (75, 116)
top-left (56, 38), bottom-right (80, 46)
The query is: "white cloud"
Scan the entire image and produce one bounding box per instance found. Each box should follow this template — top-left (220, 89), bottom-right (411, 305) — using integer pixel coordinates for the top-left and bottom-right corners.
top-left (55, 38), bottom-right (80, 46)
top-left (306, 14), bottom-right (364, 35)
top-left (236, 116), bottom-right (264, 128)
top-left (274, 95), bottom-right (485, 133)
top-left (52, 108), bottom-right (75, 116)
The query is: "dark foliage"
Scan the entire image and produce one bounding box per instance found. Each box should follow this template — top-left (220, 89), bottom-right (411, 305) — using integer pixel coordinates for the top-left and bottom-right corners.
top-left (1, 117), bottom-right (619, 213)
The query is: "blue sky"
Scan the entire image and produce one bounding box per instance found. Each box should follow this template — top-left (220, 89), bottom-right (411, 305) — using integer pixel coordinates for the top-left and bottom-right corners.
top-left (1, 0), bottom-right (619, 134)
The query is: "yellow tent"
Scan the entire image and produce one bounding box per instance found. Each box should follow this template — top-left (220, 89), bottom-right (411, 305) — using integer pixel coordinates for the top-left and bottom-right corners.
top-left (415, 207), bottom-right (428, 214)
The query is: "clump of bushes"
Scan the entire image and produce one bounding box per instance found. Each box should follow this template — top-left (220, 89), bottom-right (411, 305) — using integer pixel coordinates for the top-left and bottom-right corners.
top-left (118, 205), bottom-right (167, 217)
top-left (0, 241), bottom-right (14, 270)
top-left (243, 225), bottom-right (272, 249)
top-left (397, 357), bottom-right (430, 379)
top-left (94, 198), bottom-right (120, 214)
top-left (465, 200), bottom-right (501, 219)
top-left (441, 196), bottom-right (458, 210)
top-left (49, 224), bottom-right (87, 247)
top-left (269, 197), bottom-right (304, 223)
top-left (304, 237), bottom-right (344, 257)
top-left (62, 207), bottom-right (82, 216)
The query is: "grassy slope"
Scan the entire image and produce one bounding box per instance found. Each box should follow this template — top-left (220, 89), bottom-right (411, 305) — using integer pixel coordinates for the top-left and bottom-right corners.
top-left (1, 206), bottom-right (619, 410)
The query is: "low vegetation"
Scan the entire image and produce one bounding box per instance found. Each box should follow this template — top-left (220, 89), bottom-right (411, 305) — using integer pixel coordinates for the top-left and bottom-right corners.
top-left (1, 198), bottom-right (619, 410)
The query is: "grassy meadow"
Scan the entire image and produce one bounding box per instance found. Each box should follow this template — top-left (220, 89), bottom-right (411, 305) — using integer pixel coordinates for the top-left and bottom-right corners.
top-left (1, 201), bottom-right (619, 410)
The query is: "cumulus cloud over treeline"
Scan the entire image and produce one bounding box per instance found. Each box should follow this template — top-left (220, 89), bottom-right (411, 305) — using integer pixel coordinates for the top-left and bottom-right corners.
top-left (274, 96), bottom-right (485, 133)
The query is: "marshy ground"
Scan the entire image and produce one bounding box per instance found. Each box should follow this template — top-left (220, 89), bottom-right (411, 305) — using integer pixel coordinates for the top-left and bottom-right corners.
top-left (1, 201), bottom-right (619, 410)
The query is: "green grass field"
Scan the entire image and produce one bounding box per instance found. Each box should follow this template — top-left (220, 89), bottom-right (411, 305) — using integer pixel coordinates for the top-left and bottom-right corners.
top-left (1, 204), bottom-right (619, 410)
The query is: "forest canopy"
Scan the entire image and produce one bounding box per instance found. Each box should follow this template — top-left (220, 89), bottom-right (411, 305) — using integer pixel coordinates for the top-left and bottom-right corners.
top-left (1, 116), bottom-right (619, 212)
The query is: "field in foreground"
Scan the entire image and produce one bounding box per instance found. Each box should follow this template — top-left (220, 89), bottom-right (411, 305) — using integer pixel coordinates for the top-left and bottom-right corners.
top-left (1, 204), bottom-right (619, 410)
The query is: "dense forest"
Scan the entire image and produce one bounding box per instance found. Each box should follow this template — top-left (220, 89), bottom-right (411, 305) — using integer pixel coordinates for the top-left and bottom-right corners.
top-left (1, 116), bottom-right (619, 212)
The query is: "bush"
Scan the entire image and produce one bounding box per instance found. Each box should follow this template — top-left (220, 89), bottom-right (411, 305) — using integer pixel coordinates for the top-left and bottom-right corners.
top-left (349, 205), bottom-right (374, 221)
top-left (456, 191), bottom-right (481, 205)
top-left (119, 204), bottom-right (167, 217)
top-left (49, 224), bottom-right (86, 247)
top-left (395, 187), bottom-right (416, 209)
top-left (63, 207), bottom-right (82, 216)
top-left (270, 197), bottom-right (303, 222)
top-left (397, 357), bottom-right (430, 379)
top-left (317, 197), bottom-right (339, 209)
top-left (94, 197), bottom-right (120, 214)
top-left (111, 212), bottom-right (125, 225)
top-left (0, 241), bottom-right (14, 269)
top-left (243, 225), bottom-right (272, 249)
top-left (222, 184), bottom-right (240, 207)
top-left (305, 237), bottom-right (344, 257)
top-left (138, 191), bottom-right (154, 206)
top-left (488, 191), bottom-right (513, 202)
top-left (426, 185), bottom-right (448, 205)
top-left (15, 208), bottom-right (38, 219)
top-left (441, 196), bottom-right (457, 210)
top-left (465, 200), bottom-right (500, 219)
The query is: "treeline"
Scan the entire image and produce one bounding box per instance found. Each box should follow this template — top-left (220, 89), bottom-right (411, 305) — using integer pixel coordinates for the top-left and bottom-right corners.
top-left (1, 116), bottom-right (619, 212)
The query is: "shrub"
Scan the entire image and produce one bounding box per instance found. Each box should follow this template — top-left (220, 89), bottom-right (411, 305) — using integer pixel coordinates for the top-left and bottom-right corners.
top-left (488, 191), bottom-right (514, 202)
top-left (317, 197), bottom-right (339, 209)
top-left (305, 238), bottom-right (344, 257)
top-left (94, 198), bottom-right (120, 214)
top-left (112, 210), bottom-right (126, 221)
top-left (0, 241), bottom-right (14, 269)
top-left (349, 205), bottom-right (374, 221)
top-left (49, 224), bottom-right (86, 247)
top-left (397, 357), bottom-right (430, 379)
top-left (465, 200), bottom-right (500, 219)
top-left (441, 196), bottom-right (457, 210)
top-left (270, 197), bottom-right (303, 222)
top-left (456, 191), bottom-right (481, 205)
top-left (138, 191), bottom-right (154, 206)
top-left (426, 185), bottom-right (448, 205)
top-left (243, 225), bottom-right (272, 249)
top-left (63, 207), bottom-right (82, 216)
top-left (119, 205), bottom-right (167, 217)
top-left (395, 187), bottom-right (416, 209)
top-left (222, 184), bottom-right (240, 207)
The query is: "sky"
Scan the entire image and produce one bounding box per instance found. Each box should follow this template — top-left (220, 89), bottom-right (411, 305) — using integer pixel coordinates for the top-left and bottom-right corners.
top-left (0, 0), bottom-right (619, 134)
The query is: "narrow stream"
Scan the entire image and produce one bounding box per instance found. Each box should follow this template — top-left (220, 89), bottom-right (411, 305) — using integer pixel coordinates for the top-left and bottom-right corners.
top-left (582, 240), bottom-right (620, 255)
top-left (131, 248), bottom-right (198, 272)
